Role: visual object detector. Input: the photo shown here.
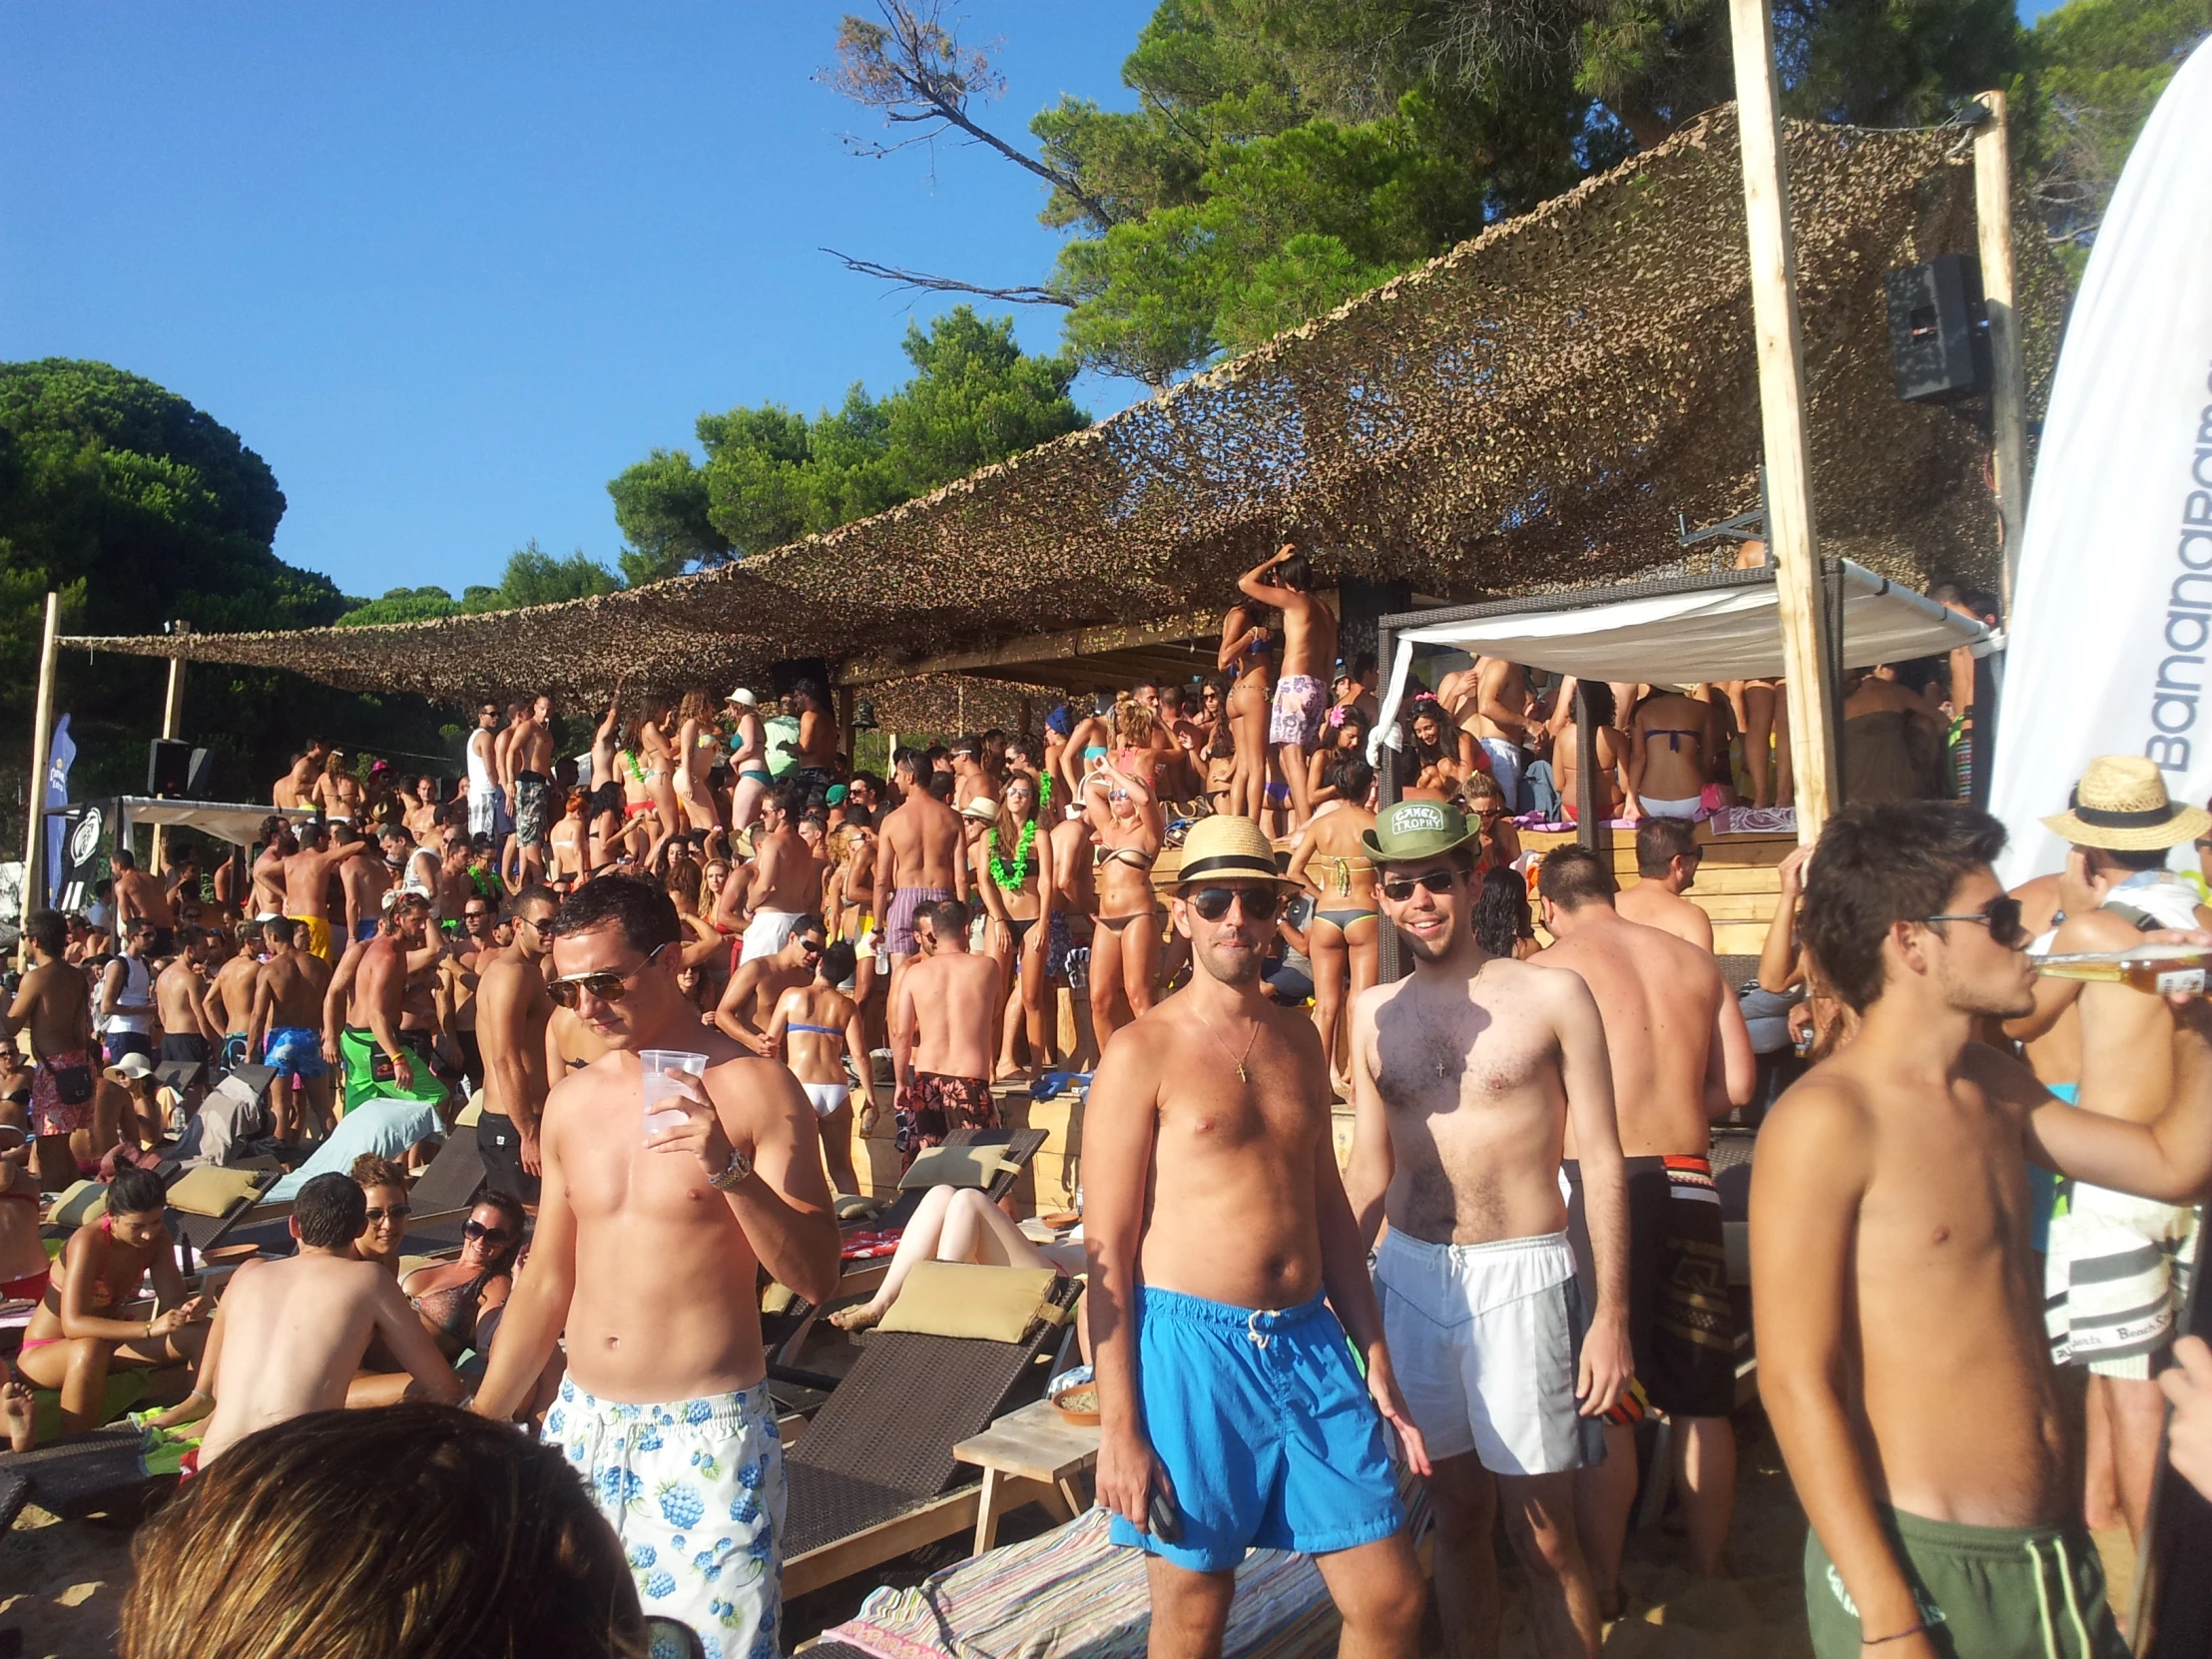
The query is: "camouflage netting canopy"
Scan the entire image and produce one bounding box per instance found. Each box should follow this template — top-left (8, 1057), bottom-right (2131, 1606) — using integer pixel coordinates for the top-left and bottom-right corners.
top-left (68, 107), bottom-right (2050, 709)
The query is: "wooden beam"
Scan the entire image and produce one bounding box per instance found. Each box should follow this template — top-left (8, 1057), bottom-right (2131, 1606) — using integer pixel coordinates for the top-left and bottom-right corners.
top-left (835, 605), bottom-right (1245, 690)
top-left (153, 632), bottom-right (188, 873)
top-left (1729, 0), bottom-right (1839, 842)
top-left (19, 591), bottom-right (60, 957)
top-left (1973, 89), bottom-right (2029, 621)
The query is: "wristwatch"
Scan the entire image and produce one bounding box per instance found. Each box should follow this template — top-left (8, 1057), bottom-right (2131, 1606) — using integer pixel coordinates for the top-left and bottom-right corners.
top-left (708, 1142), bottom-right (754, 1192)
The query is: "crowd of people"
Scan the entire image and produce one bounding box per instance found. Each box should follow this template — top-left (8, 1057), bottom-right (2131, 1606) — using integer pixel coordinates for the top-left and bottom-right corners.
top-left (4, 541), bottom-right (2212, 1659)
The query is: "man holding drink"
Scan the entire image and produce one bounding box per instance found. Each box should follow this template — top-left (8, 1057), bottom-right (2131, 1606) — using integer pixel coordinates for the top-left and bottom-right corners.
top-left (472, 874), bottom-right (840, 1659)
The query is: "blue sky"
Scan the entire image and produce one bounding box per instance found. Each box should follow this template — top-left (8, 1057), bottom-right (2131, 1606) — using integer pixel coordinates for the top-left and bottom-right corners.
top-left (3, 2), bottom-right (2059, 603)
top-left (0, 2), bottom-right (1153, 600)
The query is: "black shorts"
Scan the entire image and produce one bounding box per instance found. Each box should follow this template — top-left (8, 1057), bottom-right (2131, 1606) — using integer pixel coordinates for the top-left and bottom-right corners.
top-left (456, 1028), bottom-right (484, 1091)
top-left (1563, 1153), bottom-right (1736, 1419)
top-left (476, 1109), bottom-right (540, 1204)
top-left (159, 1032), bottom-right (211, 1066)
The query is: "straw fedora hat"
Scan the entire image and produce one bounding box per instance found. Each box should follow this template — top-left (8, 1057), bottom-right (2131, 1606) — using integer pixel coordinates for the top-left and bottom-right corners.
top-left (2040, 756), bottom-right (2212, 851)
top-left (959, 796), bottom-right (1003, 824)
top-left (1156, 814), bottom-right (1302, 891)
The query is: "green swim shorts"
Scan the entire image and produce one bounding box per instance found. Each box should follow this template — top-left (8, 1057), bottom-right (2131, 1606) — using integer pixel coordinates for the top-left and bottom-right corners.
top-left (1805, 1507), bottom-right (2127, 1659)
top-left (338, 1025), bottom-right (447, 1116)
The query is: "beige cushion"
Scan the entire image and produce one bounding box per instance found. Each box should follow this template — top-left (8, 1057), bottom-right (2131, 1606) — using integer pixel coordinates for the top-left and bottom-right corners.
top-left (49, 1179), bottom-right (107, 1226)
top-left (896, 1144), bottom-right (1017, 1193)
top-left (167, 1164), bottom-right (269, 1218)
top-left (875, 1262), bottom-right (1059, 1343)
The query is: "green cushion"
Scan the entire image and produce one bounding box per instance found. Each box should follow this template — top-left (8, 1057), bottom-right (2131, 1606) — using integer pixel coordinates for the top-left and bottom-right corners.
top-left (48, 1179), bottom-right (107, 1226)
top-left (167, 1165), bottom-right (268, 1219)
top-left (875, 1262), bottom-right (1059, 1343)
top-left (896, 1144), bottom-right (1017, 1193)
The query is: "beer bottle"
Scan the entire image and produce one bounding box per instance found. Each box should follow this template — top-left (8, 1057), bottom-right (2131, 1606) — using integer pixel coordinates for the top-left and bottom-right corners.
top-left (2035, 942), bottom-right (2212, 995)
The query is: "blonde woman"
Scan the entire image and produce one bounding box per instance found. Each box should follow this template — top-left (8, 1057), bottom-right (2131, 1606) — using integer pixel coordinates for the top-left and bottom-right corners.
top-left (1085, 769), bottom-right (1165, 1046)
top-left (672, 691), bottom-right (723, 832)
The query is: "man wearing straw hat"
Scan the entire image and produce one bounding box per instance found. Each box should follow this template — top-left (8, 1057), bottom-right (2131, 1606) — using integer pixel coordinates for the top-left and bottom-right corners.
top-left (2017, 756), bottom-right (2211, 1548)
top-left (1088, 814), bottom-right (1429, 1659)
top-left (1346, 801), bottom-right (1633, 1659)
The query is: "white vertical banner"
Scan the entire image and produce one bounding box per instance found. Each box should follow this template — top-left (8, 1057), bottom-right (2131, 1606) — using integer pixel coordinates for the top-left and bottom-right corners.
top-left (1990, 39), bottom-right (2212, 885)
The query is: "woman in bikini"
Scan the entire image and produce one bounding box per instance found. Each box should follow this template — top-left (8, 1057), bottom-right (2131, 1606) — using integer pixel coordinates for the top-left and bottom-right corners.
top-left (17, 1166), bottom-right (210, 1434)
top-left (727, 690), bottom-right (772, 832)
top-left (1217, 599), bottom-right (1275, 821)
top-left (637, 702), bottom-right (684, 834)
top-left (672, 691), bottom-right (724, 832)
top-left (1406, 696), bottom-right (1478, 798)
top-left (348, 1195), bottom-right (524, 1407)
top-left (546, 788), bottom-right (588, 888)
top-left (1305, 710), bottom-right (1371, 809)
top-left (767, 939), bottom-right (870, 1196)
top-left (977, 774), bottom-right (1056, 1082)
top-left (1286, 754), bottom-right (1380, 1091)
top-left (1545, 676), bottom-right (1627, 822)
top-left (1085, 769), bottom-right (1165, 1046)
top-left (1623, 686), bottom-right (1716, 822)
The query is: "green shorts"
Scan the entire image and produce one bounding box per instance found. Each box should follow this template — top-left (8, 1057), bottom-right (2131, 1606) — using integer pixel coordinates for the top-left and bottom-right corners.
top-left (1805, 1507), bottom-right (2126, 1659)
top-left (338, 1025), bottom-right (447, 1116)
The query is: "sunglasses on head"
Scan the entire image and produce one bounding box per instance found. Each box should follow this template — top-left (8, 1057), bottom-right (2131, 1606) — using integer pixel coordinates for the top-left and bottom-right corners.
top-left (1381, 868), bottom-right (1458, 902)
top-left (463, 1218), bottom-right (513, 1245)
top-left (1921, 894), bottom-right (2029, 950)
top-left (362, 1204), bottom-right (410, 1225)
top-left (1185, 885), bottom-right (1284, 922)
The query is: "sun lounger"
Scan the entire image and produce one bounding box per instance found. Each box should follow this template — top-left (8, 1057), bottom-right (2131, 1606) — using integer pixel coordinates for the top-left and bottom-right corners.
top-left (809, 1506), bottom-right (1341, 1659)
top-left (780, 1272), bottom-right (1082, 1597)
top-left (0, 1425), bottom-right (177, 1521)
top-left (404, 1129), bottom-right (488, 1222)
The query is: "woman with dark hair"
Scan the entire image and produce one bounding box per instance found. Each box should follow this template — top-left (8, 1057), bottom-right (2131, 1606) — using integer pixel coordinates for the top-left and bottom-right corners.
top-left (1473, 864), bottom-right (1538, 960)
top-left (1307, 710), bottom-right (1372, 809)
top-left (1216, 597), bottom-right (1275, 821)
top-left (978, 772), bottom-right (1056, 1082)
top-left (1546, 675), bottom-right (1626, 822)
top-left (347, 1194), bottom-right (524, 1407)
top-left (119, 1403), bottom-right (659, 1659)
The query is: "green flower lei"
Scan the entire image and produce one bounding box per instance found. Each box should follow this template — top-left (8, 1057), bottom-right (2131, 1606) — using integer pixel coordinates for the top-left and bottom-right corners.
top-left (988, 819), bottom-right (1038, 891)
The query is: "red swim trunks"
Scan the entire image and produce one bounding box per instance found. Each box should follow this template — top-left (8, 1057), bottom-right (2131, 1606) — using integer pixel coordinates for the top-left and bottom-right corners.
top-left (29, 1050), bottom-right (93, 1138)
top-left (893, 1072), bottom-right (1001, 1170)
top-left (1, 1266), bottom-right (49, 1305)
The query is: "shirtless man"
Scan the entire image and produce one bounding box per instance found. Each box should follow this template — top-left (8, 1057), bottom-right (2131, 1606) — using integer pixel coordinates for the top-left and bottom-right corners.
top-left (250, 818), bottom-right (292, 918)
top-left (715, 917), bottom-right (825, 1056)
top-left (153, 930), bottom-right (219, 1097)
top-left (782, 678), bottom-right (838, 790)
top-left (1238, 543), bottom-right (1336, 828)
top-left (476, 886), bottom-right (558, 1204)
top-left (1347, 806), bottom-right (1633, 1659)
top-left (1758, 800), bottom-right (2212, 1659)
top-left (272, 750), bottom-right (315, 811)
top-left (768, 938), bottom-right (871, 1195)
top-left (332, 895), bottom-right (446, 1117)
top-left (2003, 758), bottom-right (2210, 1548)
top-left (405, 776), bottom-right (441, 840)
top-left (738, 785), bottom-right (820, 964)
top-left (1612, 817), bottom-right (1716, 952)
top-left (336, 823), bottom-right (392, 945)
top-left (7, 910), bottom-right (96, 1188)
top-left (1533, 845), bottom-right (1754, 1604)
top-left (204, 919), bottom-right (264, 1072)
top-left (177, 1174), bottom-right (458, 1464)
top-left (109, 847), bottom-right (176, 954)
top-left (888, 897), bottom-right (1001, 1168)
top-left (1090, 814), bottom-right (1427, 1659)
top-left (281, 820), bottom-right (371, 963)
top-left (872, 768), bottom-right (969, 1004)
top-left (510, 692), bottom-right (557, 883)
top-left (250, 916), bottom-right (335, 1142)
top-left (471, 873), bottom-right (838, 1658)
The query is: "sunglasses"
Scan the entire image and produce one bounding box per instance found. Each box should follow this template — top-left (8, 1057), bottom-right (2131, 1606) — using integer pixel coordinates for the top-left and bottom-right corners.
top-left (463, 910), bottom-right (490, 922)
top-left (1186, 885), bottom-right (1284, 922)
top-left (462, 1219), bottom-right (514, 1246)
top-left (547, 949), bottom-right (663, 1008)
top-left (1920, 894), bottom-right (2028, 949)
top-left (362, 1204), bottom-right (411, 1225)
top-left (1381, 869), bottom-right (1458, 902)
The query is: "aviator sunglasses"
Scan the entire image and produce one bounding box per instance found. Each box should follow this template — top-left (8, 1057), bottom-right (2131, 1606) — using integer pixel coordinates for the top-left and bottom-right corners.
top-left (547, 945), bottom-right (669, 1009)
top-left (1185, 886), bottom-right (1284, 923)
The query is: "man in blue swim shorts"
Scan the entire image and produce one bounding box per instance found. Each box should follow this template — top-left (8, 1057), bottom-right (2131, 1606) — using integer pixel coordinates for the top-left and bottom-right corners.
top-left (1086, 814), bottom-right (1428, 1656)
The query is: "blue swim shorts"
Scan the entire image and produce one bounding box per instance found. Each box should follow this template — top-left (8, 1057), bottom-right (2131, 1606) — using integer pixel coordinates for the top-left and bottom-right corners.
top-left (1108, 1285), bottom-right (1405, 1573)
top-left (265, 1025), bottom-right (328, 1082)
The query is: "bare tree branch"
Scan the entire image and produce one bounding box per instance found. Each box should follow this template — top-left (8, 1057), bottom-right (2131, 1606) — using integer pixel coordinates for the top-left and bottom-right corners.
top-left (820, 0), bottom-right (1118, 233)
top-left (822, 249), bottom-right (1075, 307)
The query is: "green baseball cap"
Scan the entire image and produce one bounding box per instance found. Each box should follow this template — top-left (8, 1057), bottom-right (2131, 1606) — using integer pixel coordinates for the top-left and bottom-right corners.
top-left (1362, 799), bottom-right (1482, 864)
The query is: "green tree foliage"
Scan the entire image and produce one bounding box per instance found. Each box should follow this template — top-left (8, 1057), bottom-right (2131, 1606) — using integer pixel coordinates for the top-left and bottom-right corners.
top-left (2021, 0), bottom-right (2208, 272)
top-left (334, 542), bottom-right (622, 626)
top-left (608, 305), bottom-right (1085, 577)
top-left (0, 358), bottom-right (456, 807)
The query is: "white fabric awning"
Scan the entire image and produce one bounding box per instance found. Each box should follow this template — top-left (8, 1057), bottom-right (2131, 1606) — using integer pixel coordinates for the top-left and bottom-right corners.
top-left (1373, 562), bottom-right (1996, 761)
top-left (114, 799), bottom-right (316, 847)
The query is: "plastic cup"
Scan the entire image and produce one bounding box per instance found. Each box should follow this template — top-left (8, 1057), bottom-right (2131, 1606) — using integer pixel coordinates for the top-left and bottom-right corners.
top-left (641, 1049), bottom-right (708, 1142)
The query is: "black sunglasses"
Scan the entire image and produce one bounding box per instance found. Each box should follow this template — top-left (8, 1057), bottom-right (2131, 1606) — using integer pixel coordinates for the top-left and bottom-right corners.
top-left (1381, 869), bottom-right (1458, 902)
top-left (362, 1204), bottom-right (411, 1225)
top-left (463, 1218), bottom-right (514, 1246)
top-left (1186, 885), bottom-right (1284, 922)
top-left (1921, 894), bottom-right (2029, 949)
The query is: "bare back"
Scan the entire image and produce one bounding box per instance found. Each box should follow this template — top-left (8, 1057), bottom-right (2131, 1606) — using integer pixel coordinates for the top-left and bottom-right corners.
top-left (1540, 912), bottom-right (1728, 1158)
top-left (881, 797), bottom-right (962, 894)
top-left (1614, 881), bottom-right (1714, 952)
top-left (212, 954), bottom-right (261, 1035)
top-left (900, 950), bottom-right (998, 1079)
top-left (261, 949), bottom-right (329, 1031)
top-left (778, 983), bottom-right (854, 1086)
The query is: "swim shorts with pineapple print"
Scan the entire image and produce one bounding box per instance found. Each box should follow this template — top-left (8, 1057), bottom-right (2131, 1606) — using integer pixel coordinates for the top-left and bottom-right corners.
top-left (545, 1376), bottom-right (786, 1659)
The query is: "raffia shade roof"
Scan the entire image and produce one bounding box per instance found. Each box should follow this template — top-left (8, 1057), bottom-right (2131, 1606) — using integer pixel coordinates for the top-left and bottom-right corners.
top-left (68, 107), bottom-right (2036, 706)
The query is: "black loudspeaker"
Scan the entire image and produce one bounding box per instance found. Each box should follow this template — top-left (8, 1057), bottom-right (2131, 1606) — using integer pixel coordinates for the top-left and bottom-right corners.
top-left (146, 740), bottom-right (214, 799)
top-left (1885, 254), bottom-right (1988, 402)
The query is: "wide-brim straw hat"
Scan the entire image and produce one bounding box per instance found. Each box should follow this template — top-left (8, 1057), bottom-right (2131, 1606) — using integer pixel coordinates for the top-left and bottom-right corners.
top-left (1156, 815), bottom-right (1303, 891)
top-left (959, 797), bottom-right (1002, 824)
top-left (1362, 799), bottom-right (1484, 863)
top-left (2041, 755), bottom-right (2212, 850)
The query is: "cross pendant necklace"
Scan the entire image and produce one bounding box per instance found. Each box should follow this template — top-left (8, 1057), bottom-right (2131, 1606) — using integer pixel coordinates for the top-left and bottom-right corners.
top-left (1197, 1010), bottom-right (1263, 1084)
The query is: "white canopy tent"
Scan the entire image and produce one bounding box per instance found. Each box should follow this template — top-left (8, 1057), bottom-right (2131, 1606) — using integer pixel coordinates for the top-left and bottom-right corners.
top-left (1372, 561), bottom-right (1997, 764)
top-left (105, 799), bottom-right (317, 849)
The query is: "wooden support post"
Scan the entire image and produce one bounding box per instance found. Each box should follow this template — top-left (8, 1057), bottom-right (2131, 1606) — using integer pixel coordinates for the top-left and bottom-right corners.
top-left (1973, 89), bottom-right (2029, 622)
top-left (1573, 685), bottom-right (1597, 850)
top-left (152, 633), bottom-right (188, 872)
top-left (1729, 0), bottom-right (1840, 843)
top-left (18, 591), bottom-right (61, 956)
top-left (835, 686), bottom-right (854, 769)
